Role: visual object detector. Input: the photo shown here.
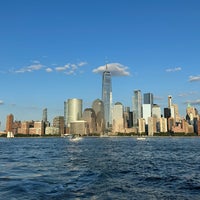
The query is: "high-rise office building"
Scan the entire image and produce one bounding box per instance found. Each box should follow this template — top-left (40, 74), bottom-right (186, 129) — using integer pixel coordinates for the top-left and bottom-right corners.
top-left (83, 108), bottom-right (96, 134)
top-left (64, 98), bottom-right (82, 127)
top-left (132, 90), bottom-right (142, 126)
top-left (143, 93), bottom-right (154, 124)
top-left (102, 65), bottom-right (112, 129)
top-left (152, 104), bottom-right (161, 118)
top-left (6, 114), bottom-right (14, 133)
top-left (53, 116), bottom-right (65, 135)
top-left (92, 99), bottom-right (105, 133)
top-left (42, 108), bottom-right (47, 122)
top-left (144, 93), bottom-right (153, 105)
top-left (112, 102), bottom-right (124, 133)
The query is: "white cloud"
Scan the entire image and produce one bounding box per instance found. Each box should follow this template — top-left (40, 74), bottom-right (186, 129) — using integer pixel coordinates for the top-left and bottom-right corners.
top-left (55, 62), bottom-right (87, 75)
top-left (166, 67), bottom-right (182, 72)
top-left (14, 63), bottom-right (44, 73)
top-left (0, 100), bottom-right (4, 105)
top-left (55, 66), bottom-right (67, 71)
top-left (46, 68), bottom-right (53, 73)
top-left (93, 63), bottom-right (130, 76)
top-left (189, 75), bottom-right (200, 82)
top-left (78, 61), bottom-right (87, 67)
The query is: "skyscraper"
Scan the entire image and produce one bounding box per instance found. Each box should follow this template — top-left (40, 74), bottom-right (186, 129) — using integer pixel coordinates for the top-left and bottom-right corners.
top-left (132, 90), bottom-right (142, 126)
top-left (112, 102), bottom-right (124, 133)
top-left (92, 99), bottom-right (105, 133)
top-left (42, 108), bottom-right (47, 122)
top-left (102, 65), bottom-right (112, 129)
top-left (6, 114), bottom-right (14, 133)
top-left (143, 93), bottom-right (153, 124)
top-left (144, 93), bottom-right (153, 105)
top-left (64, 98), bottom-right (82, 127)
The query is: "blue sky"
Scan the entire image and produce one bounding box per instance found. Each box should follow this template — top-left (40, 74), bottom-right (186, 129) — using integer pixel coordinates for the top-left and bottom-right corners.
top-left (0, 0), bottom-right (200, 130)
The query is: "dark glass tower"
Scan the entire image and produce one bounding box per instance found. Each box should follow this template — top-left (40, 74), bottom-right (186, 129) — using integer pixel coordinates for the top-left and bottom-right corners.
top-left (102, 66), bottom-right (112, 129)
top-left (144, 93), bottom-right (153, 105)
top-left (132, 90), bottom-right (142, 126)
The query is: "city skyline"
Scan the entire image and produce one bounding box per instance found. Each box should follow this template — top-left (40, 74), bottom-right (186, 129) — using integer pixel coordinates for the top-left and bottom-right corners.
top-left (0, 0), bottom-right (200, 130)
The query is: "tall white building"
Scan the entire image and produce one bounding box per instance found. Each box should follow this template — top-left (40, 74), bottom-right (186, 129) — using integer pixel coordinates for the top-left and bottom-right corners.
top-left (112, 102), bottom-right (124, 133)
top-left (64, 98), bottom-right (82, 127)
top-left (143, 104), bottom-right (151, 124)
top-left (142, 93), bottom-right (154, 125)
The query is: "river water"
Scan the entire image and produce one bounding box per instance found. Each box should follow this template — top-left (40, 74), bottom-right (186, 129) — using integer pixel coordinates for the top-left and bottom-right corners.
top-left (0, 137), bottom-right (200, 199)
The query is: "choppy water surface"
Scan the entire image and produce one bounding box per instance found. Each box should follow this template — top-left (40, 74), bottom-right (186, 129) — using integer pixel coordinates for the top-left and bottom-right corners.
top-left (1, 137), bottom-right (200, 199)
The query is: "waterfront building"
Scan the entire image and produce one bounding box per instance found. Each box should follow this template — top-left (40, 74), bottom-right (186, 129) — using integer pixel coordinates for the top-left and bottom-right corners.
top-left (82, 108), bottom-right (96, 134)
top-left (53, 116), bottom-right (65, 136)
top-left (29, 121), bottom-right (45, 135)
top-left (132, 90), bottom-right (142, 126)
top-left (124, 107), bottom-right (133, 128)
top-left (168, 117), bottom-right (175, 132)
top-left (142, 93), bottom-right (154, 125)
top-left (143, 104), bottom-right (151, 125)
top-left (112, 102), bottom-right (124, 133)
top-left (6, 114), bottom-right (14, 134)
top-left (138, 118), bottom-right (145, 133)
top-left (42, 108), bottom-right (47, 122)
top-left (18, 121), bottom-right (31, 134)
top-left (148, 117), bottom-right (154, 136)
top-left (92, 99), bottom-right (105, 133)
top-left (159, 117), bottom-right (168, 133)
top-left (45, 127), bottom-right (60, 135)
top-left (102, 65), bottom-right (112, 129)
top-left (152, 104), bottom-right (161, 118)
top-left (64, 98), bottom-right (82, 127)
top-left (173, 104), bottom-right (180, 122)
top-left (70, 120), bottom-right (87, 135)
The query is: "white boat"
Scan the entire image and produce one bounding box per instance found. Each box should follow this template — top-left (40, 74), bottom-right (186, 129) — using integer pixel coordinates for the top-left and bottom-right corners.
top-left (69, 134), bottom-right (82, 141)
top-left (7, 131), bottom-right (14, 138)
top-left (136, 133), bottom-right (146, 140)
top-left (137, 137), bottom-right (146, 140)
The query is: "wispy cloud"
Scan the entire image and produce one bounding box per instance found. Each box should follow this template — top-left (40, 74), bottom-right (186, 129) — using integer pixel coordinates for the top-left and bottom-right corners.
top-left (184, 99), bottom-right (200, 106)
top-left (189, 75), bottom-right (200, 82)
top-left (46, 68), bottom-right (53, 73)
top-left (9, 60), bottom-right (88, 75)
top-left (154, 96), bottom-right (164, 101)
top-left (12, 63), bottom-right (44, 73)
top-left (55, 62), bottom-right (87, 75)
top-left (93, 63), bottom-right (130, 76)
top-left (166, 67), bottom-right (182, 72)
top-left (178, 91), bottom-right (198, 97)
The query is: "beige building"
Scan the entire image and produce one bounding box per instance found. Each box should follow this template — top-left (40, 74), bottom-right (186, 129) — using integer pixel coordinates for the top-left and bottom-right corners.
top-left (45, 127), bottom-right (60, 135)
top-left (112, 102), bottom-right (124, 133)
top-left (70, 120), bottom-right (87, 135)
top-left (159, 117), bottom-right (167, 133)
top-left (138, 118), bottom-right (145, 133)
top-left (82, 108), bottom-right (96, 134)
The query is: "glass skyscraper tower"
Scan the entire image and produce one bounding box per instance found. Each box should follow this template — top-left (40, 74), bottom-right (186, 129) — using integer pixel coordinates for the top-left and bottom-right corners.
top-left (102, 66), bottom-right (112, 129)
top-left (132, 90), bottom-right (142, 126)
